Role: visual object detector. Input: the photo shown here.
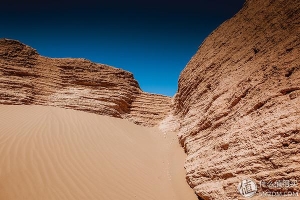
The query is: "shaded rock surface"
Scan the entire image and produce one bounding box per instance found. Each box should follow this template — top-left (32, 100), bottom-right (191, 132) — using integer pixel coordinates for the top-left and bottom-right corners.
top-left (0, 38), bottom-right (171, 126)
top-left (172, 0), bottom-right (300, 199)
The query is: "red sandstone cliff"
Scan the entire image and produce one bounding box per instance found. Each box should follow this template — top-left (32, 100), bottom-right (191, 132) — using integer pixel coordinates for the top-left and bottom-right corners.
top-left (0, 38), bottom-right (171, 126)
top-left (173, 0), bottom-right (300, 199)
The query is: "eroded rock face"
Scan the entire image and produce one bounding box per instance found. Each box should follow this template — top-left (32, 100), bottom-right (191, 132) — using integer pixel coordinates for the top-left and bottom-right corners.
top-left (173, 0), bottom-right (300, 199)
top-left (125, 92), bottom-right (172, 126)
top-left (0, 38), bottom-right (171, 126)
top-left (1, 0), bottom-right (300, 198)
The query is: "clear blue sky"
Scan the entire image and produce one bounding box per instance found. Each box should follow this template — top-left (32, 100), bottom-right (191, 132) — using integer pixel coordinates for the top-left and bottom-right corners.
top-left (0, 0), bottom-right (244, 96)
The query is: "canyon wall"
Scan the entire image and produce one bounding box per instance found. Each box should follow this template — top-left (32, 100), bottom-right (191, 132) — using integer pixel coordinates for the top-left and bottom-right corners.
top-left (1, 0), bottom-right (300, 199)
top-left (0, 39), bottom-right (171, 126)
top-left (173, 0), bottom-right (300, 199)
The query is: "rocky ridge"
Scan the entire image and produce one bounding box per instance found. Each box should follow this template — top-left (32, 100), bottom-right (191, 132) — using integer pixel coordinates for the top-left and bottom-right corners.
top-left (0, 38), bottom-right (171, 126)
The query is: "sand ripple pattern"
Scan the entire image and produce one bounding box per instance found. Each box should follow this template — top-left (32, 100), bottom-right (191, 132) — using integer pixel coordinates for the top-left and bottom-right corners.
top-left (0, 105), bottom-right (196, 200)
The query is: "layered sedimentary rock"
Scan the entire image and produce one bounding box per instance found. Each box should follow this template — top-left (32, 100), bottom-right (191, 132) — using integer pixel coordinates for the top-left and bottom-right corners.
top-left (125, 92), bottom-right (171, 126)
top-left (1, 0), bottom-right (300, 199)
top-left (0, 38), bottom-right (171, 126)
top-left (173, 0), bottom-right (300, 199)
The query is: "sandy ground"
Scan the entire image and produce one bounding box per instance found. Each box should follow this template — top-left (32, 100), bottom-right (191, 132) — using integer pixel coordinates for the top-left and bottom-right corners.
top-left (0, 105), bottom-right (197, 200)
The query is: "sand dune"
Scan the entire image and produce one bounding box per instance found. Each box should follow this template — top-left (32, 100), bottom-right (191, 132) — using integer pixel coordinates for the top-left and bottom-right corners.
top-left (0, 105), bottom-right (197, 200)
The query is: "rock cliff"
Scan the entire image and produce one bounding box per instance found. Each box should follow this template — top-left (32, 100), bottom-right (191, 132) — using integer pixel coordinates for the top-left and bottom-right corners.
top-left (1, 0), bottom-right (300, 198)
top-left (173, 0), bottom-right (300, 199)
top-left (0, 38), bottom-right (171, 126)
